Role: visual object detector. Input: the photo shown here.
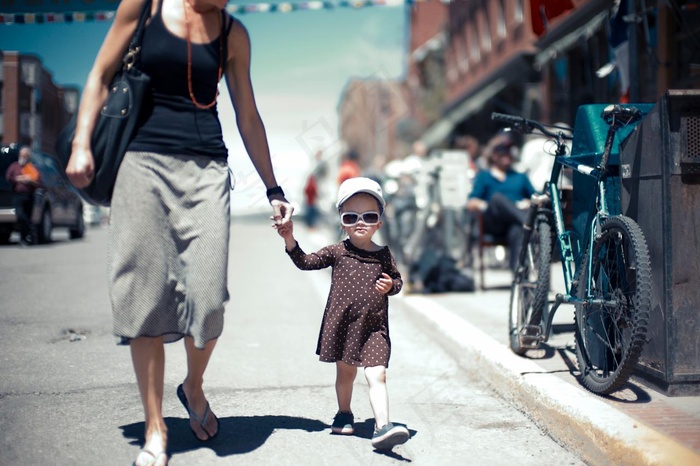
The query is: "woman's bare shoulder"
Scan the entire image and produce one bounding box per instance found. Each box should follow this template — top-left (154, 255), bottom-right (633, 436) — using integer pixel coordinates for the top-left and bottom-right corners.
top-left (227, 15), bottom-right (250, 40)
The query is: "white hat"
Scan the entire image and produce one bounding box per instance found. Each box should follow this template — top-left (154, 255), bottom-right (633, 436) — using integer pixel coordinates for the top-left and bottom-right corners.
top-left (336, 177), bottom-right (386, 210)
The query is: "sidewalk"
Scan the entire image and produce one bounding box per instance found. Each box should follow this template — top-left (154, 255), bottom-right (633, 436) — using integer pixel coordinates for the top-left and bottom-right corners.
top-left (302, 224), bottom-right (700, 466)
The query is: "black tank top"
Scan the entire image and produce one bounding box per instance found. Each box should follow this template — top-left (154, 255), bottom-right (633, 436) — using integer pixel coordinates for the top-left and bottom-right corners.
top-left (129, 0), bottom-right (232, 158)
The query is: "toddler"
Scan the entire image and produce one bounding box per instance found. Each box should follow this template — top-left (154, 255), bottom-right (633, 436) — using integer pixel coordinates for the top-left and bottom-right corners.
top-left (275, 177), bottom-right (410, 450)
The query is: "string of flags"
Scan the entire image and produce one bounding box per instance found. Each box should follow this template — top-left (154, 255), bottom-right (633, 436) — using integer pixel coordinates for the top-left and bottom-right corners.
top-left (1, 0), bottom-right (431, 24)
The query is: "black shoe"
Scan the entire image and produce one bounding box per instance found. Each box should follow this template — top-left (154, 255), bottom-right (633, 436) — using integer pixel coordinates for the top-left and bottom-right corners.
top-left (331, 411), bottom-right (354, 435)
top-left (371, 423), bottom-right (409, 450)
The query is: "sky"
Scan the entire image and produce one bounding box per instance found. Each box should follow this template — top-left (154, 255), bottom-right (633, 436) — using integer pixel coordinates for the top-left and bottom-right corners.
top-left (0, 3), bottom-right (408, 212)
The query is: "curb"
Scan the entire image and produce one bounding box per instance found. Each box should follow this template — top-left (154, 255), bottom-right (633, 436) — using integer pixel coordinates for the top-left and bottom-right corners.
top-left (397, 294), bottom-right (700, 466)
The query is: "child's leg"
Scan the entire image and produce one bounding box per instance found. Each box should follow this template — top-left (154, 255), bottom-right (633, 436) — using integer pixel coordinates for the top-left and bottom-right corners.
top-left (364, 365), bottom-right (389, 429)
top-left (335, 361), bottom-right (357, 412)
top-left (365, 365), bottom-right (410, 449)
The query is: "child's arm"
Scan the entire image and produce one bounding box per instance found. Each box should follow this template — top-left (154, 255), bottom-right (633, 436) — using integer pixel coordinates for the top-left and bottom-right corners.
top-left (275, 219), bottom-right (336, 270)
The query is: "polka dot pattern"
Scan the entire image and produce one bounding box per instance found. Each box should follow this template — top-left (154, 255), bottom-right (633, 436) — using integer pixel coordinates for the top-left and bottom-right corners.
top-left (287, 239), bottom-right (402, 368)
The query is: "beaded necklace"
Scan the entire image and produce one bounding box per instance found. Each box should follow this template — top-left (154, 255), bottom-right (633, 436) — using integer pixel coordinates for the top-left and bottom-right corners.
top-left (183, 0), bottom-right (223, 109)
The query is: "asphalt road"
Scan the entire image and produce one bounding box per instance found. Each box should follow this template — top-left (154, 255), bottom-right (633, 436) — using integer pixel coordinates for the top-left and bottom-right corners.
top-left (0, 218), bottom-right (584, 465)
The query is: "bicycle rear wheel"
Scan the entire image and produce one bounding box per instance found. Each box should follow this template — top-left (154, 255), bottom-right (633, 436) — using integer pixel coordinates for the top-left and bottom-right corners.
top-left (508, 213), bottom-right (552, 355)
top-left (574, 215), bottom-right (651, 394)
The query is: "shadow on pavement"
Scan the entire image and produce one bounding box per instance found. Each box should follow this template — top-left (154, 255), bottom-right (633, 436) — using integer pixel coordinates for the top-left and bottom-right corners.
top-left (602, 383), bottom-right (653, 404)
top-left (555, 347), bottom-right (654, 404)
top-left (120, 415), bottom-right (328, 456)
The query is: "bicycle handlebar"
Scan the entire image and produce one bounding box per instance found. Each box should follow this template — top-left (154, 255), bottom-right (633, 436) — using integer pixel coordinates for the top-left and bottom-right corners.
top-left (491, 112), bottom-right (574, 141)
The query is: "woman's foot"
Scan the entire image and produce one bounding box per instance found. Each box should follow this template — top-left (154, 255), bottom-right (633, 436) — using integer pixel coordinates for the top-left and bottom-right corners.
top-left (134, 449), bottom-right (167, 466)
top-left (177, 382), bottom-right (219, 441)
top-left (135, 429), bottom-right (168, 466)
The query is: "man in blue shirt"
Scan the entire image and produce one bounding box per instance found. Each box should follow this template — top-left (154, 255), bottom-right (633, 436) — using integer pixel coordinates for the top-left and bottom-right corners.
top-left (467, 133), bottom-right (535, 272)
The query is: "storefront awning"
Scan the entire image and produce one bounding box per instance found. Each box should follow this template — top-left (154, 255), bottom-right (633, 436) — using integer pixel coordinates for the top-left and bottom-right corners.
top-left (421, 78), bottom-right (507, 148)
top-left (420, 53), bottom-right (532, 148)
top-left (534, 9), bottom-right (608, 70)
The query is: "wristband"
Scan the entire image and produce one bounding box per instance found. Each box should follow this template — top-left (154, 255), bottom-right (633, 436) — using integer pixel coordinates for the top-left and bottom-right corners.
top-left (266, 186), bottom-right (285, 198)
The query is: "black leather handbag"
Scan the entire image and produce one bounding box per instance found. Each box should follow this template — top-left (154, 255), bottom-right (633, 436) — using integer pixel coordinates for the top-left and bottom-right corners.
top-left (56, 0), bottom-right (152, 206)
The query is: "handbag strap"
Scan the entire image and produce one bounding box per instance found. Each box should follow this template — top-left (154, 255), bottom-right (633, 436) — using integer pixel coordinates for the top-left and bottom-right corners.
top-left (123, 0), bottom-right (154, 72)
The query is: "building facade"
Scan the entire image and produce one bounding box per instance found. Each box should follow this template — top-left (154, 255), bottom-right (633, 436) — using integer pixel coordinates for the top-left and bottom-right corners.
top-left (1, 51), bottom-right (77, 155)
top-left (407, 0), bottom-right (700, 149)
top-left (337, 78), bottom-right (408, 173)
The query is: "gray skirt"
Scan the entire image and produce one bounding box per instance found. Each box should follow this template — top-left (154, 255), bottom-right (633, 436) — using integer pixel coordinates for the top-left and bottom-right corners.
top-left (108, 151), bottom-right (230, 349)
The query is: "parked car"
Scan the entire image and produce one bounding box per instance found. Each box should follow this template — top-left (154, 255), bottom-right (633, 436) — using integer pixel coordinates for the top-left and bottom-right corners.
top-left (0, 143), bottom-right (85, 244)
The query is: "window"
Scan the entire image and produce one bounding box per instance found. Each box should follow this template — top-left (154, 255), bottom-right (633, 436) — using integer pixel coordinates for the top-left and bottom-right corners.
top-left (480, 8), bottom-right (492, 52)
top-left (469, 23), bottom-right (481, 62)
top-left (514, 0), bottom-right (524, 24)
top-left (497, 0), bottom-right (507, 39)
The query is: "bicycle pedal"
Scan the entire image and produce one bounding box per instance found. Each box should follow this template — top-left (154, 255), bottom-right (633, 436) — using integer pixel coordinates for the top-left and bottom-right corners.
top-left (519, 325), bottom-right (543, 349)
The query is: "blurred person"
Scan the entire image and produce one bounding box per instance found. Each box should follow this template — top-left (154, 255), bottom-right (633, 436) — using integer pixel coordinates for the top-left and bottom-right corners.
top-left (381, 159), bottom-right (417, 265)
top-left (517, 122), bottom-right (573, 190)
top-left (273, 177), bottom-right (410, 451)
top-left (303, 169), bottom-right (319, 228)
top-left (64, 0), bottom-right (293, 464)
top-left (453, 134), bottom-right (484, 171)
top-left (467, 132), bottom-right (536, 272)
top-left (337, 149), bottom-right (361, 186)
top-left (402, 140), bottom-right (431, 210)
top-left (5, 146), bottom-right (40, 245)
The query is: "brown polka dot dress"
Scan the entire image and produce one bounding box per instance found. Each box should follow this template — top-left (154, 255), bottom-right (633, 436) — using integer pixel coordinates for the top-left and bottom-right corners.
top-left (286, 239), bottom-right (402, 368)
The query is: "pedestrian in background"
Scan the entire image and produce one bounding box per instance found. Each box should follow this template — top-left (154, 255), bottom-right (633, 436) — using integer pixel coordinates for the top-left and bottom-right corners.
top-left (303, 170), bottom-right (319, 228)
top-left (64, 0), bottom-right (293, 464)
top-left (5, 146), bottom-right (40, 246)
top-left (337, 149), bottom-right (361, 186)
top-left (274, 177), bottom-right (410, 450)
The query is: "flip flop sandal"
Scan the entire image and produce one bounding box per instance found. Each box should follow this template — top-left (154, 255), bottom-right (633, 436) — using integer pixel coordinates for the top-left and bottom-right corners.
top-left (133, 448), bottom-right (167, 466)
top-left (177, 383), bottom-right (220, 441)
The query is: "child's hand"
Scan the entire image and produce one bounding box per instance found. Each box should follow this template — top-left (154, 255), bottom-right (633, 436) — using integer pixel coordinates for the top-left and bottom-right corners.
top-left (274, 220), bottom-right (293, 238)
top-left (375, 273), bottom-right (394, 295)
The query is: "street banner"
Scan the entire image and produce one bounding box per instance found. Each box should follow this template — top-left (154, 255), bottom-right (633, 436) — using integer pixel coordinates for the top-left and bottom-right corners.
top-left (1, 0), bottom-right (426, 22)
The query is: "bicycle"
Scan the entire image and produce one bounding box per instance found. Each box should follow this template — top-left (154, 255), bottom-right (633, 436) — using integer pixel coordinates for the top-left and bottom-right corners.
top-left (492, 105), bottom-right (652, 395)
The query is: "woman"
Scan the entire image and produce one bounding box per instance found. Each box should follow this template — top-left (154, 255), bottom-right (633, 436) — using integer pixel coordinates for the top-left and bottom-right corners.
top-left (65, 0), bottom-right (293, 464)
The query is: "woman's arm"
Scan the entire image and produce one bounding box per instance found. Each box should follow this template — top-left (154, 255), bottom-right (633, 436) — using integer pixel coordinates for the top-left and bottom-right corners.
top-left (224, 18), bottom-right (292, 224)
top-left (66, 0), bottom-right (146, 188)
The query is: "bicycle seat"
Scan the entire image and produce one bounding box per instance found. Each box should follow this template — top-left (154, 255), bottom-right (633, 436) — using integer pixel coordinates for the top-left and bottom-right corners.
top-left (602, 104), bottom-right (643, 128)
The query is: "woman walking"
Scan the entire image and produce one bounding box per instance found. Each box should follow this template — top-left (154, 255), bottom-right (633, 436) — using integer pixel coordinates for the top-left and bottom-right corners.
top-left (65, 0), bottom-right (292, 464)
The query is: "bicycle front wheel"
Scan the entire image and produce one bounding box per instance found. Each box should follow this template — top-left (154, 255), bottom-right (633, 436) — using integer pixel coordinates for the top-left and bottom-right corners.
top-left (574, 215), bottom-right (652, 394)
top-left (509, 213), bottom-right (552, 355)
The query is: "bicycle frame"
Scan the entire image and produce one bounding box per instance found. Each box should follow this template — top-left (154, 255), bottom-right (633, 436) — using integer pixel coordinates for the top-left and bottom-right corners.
top-left (537, 120), bottom-right (625, 341)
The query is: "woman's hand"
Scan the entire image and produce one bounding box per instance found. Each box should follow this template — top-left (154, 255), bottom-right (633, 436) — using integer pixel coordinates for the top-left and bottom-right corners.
top-left (375, 273), bottom-right (394, 295)
top-left (270, 198), bottom-right (294, 226)
top-left (66, 146), bottom-right (95, 188)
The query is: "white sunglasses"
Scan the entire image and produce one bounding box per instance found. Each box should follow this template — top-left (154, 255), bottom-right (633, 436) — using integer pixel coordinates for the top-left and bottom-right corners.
top-left (340, 211), bottom-right (381, 226)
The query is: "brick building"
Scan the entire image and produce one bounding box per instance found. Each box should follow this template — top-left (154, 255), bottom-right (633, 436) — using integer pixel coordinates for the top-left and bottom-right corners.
top-left (1, 51), bottom-right (78, 155)
top-left (407, 0), bottom-right (700, 148)
top-left (337, 77), bottom-right (408, 173)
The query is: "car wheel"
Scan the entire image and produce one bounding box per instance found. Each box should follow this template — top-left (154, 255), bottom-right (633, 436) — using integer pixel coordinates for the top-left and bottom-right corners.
top-left (70, 206), bottom-right (85, 239)
top-left (0, 228), bottom-right (11, 244)
top-left (38, 208), bottom-right (53, 244)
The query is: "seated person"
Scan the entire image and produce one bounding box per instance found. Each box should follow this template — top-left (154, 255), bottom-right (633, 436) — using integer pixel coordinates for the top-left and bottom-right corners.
top-left (467, 133), bottom-right (535, 272)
